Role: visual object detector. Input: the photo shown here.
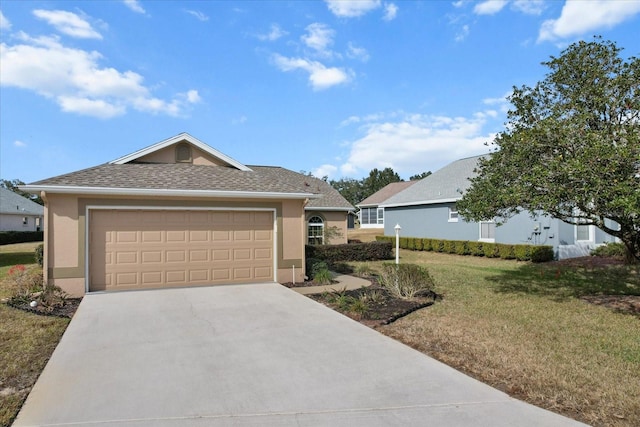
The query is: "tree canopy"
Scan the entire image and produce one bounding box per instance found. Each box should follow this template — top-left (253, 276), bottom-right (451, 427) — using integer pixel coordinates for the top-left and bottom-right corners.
top-left (458, 38), bottom-right (640, 262)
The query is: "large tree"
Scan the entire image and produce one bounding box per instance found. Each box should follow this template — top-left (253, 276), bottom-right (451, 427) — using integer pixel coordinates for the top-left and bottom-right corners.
top-left (458, 38), bottom-right (640, 262)
top-left (362, 167), bottom-right (402, 197)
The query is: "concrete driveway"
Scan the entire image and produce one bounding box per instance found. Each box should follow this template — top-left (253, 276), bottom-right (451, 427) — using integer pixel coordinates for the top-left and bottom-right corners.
top-left (14, 283), bottom-right (587, 426)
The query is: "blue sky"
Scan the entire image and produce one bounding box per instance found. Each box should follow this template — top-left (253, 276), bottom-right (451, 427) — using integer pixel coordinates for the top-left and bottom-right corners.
top-left (1, 0), bottom-right (639, 184)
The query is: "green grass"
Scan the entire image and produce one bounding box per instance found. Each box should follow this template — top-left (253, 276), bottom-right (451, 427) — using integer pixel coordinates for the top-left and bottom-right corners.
top-left (350, 250), bottom-right (640, 427)
top-left (0, 242), bottom-right (69, 427)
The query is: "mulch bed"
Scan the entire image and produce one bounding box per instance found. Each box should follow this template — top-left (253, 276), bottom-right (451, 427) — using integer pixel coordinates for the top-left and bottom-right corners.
top-left (6, 298), bottom-right (82, 318)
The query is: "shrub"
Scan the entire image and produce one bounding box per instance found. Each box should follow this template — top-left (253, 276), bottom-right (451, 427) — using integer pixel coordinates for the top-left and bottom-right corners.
top-left (421, 238), bottom-right (432, 252)
top-left (498, 244), bottom-right (516, 260)
top-left (35, 243), bottom-right (44, 266)
top-left (5, 265), bottom-right (43, 299)
top-left (378, 263), bottom-right (435, 299)
top-left (0, 231), bottom-right (44, 245)
top-left (467, 241), bottom-right (483, 256)
top-left (310, 260), bottom-right (329, 277)
top-left (591, 242), bottom-right (626, 258)
top-left (306, 241), bottom-right (393, 263)
top-left (414, 237), bottom-right (424, 251)
top-left (399, 237), bottom-right (409, 249)
top-left (443, 240), bottom-right (455, 254)
top-left (355, 263), bottom-right (375, 277)
top-left (434, 240), bottom-right (445, 253)
top-left (483, 243), bottom-right (499, 258)
top-left (407, 237), bottom-right (415, 250)
top-left (530, 246), bottom-right (554, 262)
top-left (514, 245), bottom-right (531, 261)
top-left (455, 241), bottom-right (470, 256)
top-left (313, 268), bottom-right (333, 285)
top-left (331, 262), bottom-right (354, 274)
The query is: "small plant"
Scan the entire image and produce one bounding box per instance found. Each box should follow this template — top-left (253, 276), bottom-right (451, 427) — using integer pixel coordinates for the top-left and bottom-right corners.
top-left (5, 265), bottom-right (43, 300)
top-left (360, 288), bottom-right (386, 304)
top-left (349, 298), bottom-right (369, 318)
top-left (313, 268), bottom-right (333, 285)
top-left (35, 244), bottom-right (44, 266)
top-left (355, 263), bottom-right (375, 277)
top-left (591, 242), bottom-right (626, 258)
top-left (378, 263), bottom-right (435, 299)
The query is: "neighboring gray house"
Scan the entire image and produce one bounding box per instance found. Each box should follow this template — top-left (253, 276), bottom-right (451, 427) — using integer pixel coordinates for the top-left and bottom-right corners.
top-left (380, 155), bottom-right (618, 259)
top-left (0, 188), bottom-right (44, 232)
top-left (356, 181), bottom-right (418, 229)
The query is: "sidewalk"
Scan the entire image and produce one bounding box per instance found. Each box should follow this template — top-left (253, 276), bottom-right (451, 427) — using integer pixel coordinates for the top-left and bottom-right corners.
top-left (291, 273), bottom-right (371, 295)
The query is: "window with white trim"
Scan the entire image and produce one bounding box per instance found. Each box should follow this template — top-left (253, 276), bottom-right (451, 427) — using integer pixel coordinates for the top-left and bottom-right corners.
top-left (479, 221), bottom-right (495, 242)
top-left (360, 207), bottom-right (378, 225)
top-left (307, 216), bottom-right (324, 245)
top-left (448, 205), bottom-right (459, 222)
top-left (377, 207), bottom-right (384, 225)
top-left (576, 224), bottom-right (593, 242)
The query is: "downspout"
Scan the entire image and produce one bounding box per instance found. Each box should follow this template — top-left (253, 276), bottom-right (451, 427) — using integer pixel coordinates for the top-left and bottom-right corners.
top-left (40, 191), bottom-right (49, 288)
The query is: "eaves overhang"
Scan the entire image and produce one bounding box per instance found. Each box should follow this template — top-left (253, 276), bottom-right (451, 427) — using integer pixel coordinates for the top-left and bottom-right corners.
top-left (20, 185), bottom-right (320, 200)
top-left (380, 197), bottom-right (460, 208)
top-left (305, 206), bottom-right (354, 212)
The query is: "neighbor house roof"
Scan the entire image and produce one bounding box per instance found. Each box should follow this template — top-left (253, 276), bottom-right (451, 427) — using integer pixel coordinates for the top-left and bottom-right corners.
top-left (0, 188), bottom-right (44, 215)
top-left (357, 181), bottom-right (418, 207)
top-left (381, 154), bottom-right (487, 208)
top-left (23, 133), bottom-right (353, 211)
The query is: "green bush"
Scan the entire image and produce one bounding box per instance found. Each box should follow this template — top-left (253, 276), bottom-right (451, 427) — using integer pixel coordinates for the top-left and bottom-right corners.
top-left (434, 239), bottom-right (445, 253)
top-left (455, 241), bottom-right (470, 256)
top-left (530, 246), bottom-right (555, 263)
top-left (306, 241), bottom-right (393, 263)
top-left (407, 237), bottom-right (415, 250)
top-left (514, 245), bottom-right (531, 261)
top-left (591, 242), bottom-right (626, 258)
top-left (498, 244), bottom-right (516, 260)
top-left (399, 237), bottom-right (409, 249)
top-left (0, 231), bottom-right (44, 245)
top-left (378, 263), bottom-right (435, 299)
top-left (414, 237), bottom-right (424, 251)
top-left (483, 243), bottom-right (499, 258)
top-left (422, 238), bottom-right (432, 252)
top-left (443, 240), bottom-right (455, 254)
top-left (468, 241), bottom-right (484, 256)
top-left (313, 268), bottom-right (333, 285)
top-left (35, 243), bottom-right (44, 266)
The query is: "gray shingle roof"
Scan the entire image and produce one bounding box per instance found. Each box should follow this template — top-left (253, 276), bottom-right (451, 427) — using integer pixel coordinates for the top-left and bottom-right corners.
top-left (28, 163), bottom-right (353, 210)
top-left (381, 155), bottom-right (487, 207)
top-left (0, 188), bottom-right (44, 215)
top-left (357, 181), bottom-right (418, 207)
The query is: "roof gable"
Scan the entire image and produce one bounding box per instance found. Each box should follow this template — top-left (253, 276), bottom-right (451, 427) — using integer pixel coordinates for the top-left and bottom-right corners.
top-left (0, 188), bottom-right (44, 215)
top-left (357, 181), bottom-right (418, 207)
top-left (109, 133), bottom-right (252, 171)
top-left (381, 155), bottom-right (487, 207)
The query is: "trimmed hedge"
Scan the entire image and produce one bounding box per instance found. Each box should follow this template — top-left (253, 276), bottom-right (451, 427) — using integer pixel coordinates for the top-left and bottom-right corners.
top-left (0, 231), bottom-right (44, 245)
top-left (306, 241), bottom-right (393, 264)
top-left (376, 235), bottom-right (554, 263)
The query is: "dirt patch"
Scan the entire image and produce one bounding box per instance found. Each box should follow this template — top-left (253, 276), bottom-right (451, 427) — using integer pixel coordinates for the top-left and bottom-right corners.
top-left (580, 295), bottom-right (640, 318)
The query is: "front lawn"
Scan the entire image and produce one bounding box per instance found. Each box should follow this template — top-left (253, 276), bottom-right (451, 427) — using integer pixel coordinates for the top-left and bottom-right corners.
top-left (0, 243), bottom-right (70, 427)
top-left (346, 250), bottom-right (639, 427)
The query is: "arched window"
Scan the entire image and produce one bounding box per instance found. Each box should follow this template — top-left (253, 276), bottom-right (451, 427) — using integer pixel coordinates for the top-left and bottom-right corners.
top-left (307, 216), bottom-right (324, 245)
top-left (176, 143), bottom-right (192, 163)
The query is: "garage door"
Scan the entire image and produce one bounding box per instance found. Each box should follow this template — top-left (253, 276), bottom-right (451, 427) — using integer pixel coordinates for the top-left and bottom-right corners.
top-left (89, 209), bottom-right (274, 292)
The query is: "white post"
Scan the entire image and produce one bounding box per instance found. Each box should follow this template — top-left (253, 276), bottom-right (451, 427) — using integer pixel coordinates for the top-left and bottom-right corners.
top-left (292, 265), bottom-right (296, 285)
top-left (394, 223), bottom-right (401, 264)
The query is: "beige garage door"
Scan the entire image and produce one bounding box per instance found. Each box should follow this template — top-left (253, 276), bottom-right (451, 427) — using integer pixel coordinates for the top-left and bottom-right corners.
top-left (89, 209), bottom-right (274, 292)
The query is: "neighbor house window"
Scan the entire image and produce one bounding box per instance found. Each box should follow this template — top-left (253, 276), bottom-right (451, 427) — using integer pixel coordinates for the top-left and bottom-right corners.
top-left (176, 143), bottom-right (192, 163)
top-left (307, 216), bottom-right (324, 245)
top-left (479, 221), bottom-right (495, 242)
top-left (448, 205), bottom-right (459, 222)
top-left (377, 207), bottom-right (384, 225)
top-left (22, 217), bottom-right (28, 225)
top-left (360, 207), bottom-right (378, 225)
top-left (576, 224), bottom-right (593, 242)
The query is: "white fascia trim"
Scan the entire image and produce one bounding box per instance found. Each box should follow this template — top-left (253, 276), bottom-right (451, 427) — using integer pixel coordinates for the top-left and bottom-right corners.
top-left (305, 207), bottom-right (354, 212)
top-left (22, 185), bottom-right (320, 200)
top-left (109, 133), bottom-right (252, 171)
top-left (380, 197), bottom-right (460, 208)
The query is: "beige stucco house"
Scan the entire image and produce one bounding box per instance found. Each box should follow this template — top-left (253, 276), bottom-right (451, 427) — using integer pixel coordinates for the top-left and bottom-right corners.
top-left (23, 133), bottom-right (353, 296)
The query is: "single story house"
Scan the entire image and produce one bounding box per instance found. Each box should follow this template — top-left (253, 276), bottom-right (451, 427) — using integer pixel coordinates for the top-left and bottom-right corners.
top-left (380, 154), bottom-right (618, 259)
top-left (23, 133), bottom-right (353, 296)
top-left (356, 181), bottom-right (417, 229)
top-left (0, 188), bottom-right (44, 232)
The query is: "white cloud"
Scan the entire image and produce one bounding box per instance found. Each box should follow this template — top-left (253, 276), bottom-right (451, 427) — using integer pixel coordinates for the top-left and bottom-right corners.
top-left (312, 164), bottom-right (338, 179)
top-left (185, 10), bottom-right (209, 22)
top-left (257, 24), bottom-right (287, 41)
top-left (123, 0), bottom-right (146, 14)
top-left (331, 111), bottom-right (496, 178)
top-left (1, 33), bottom-right (199, 119)
top-left (325, 0), bottom-right (382, 18)
top-left (512, 0), bottom-right (545, 15)
top-left (383, 3), bottom-right (398, 21)
top-left (14, 140), bottom-right (27, 148)
top-left (473, 0), bottom-right (508, 15)
top-left (33, 9), bottom-right (102, 39)
top-left (346, 42), bottom-right (370, 62)
top-left (538, 0), bottom-right (640, 42)
top-left (301, 23), bottom-right (335, 57)
top-left (455, 24), bottom-right (470, 42)
top-left (272, 54), bottom-right (352, 90)
top-left (0, 10), bottom-right (11, 30)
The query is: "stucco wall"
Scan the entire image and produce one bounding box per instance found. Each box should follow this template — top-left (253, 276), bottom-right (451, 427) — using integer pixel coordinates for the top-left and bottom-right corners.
top-left (136, 145), bottom-right (227, 166)
top-left (306, 211), bottom-right (348, 245)
top-left (44, 193), bottom-right (309, 296)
